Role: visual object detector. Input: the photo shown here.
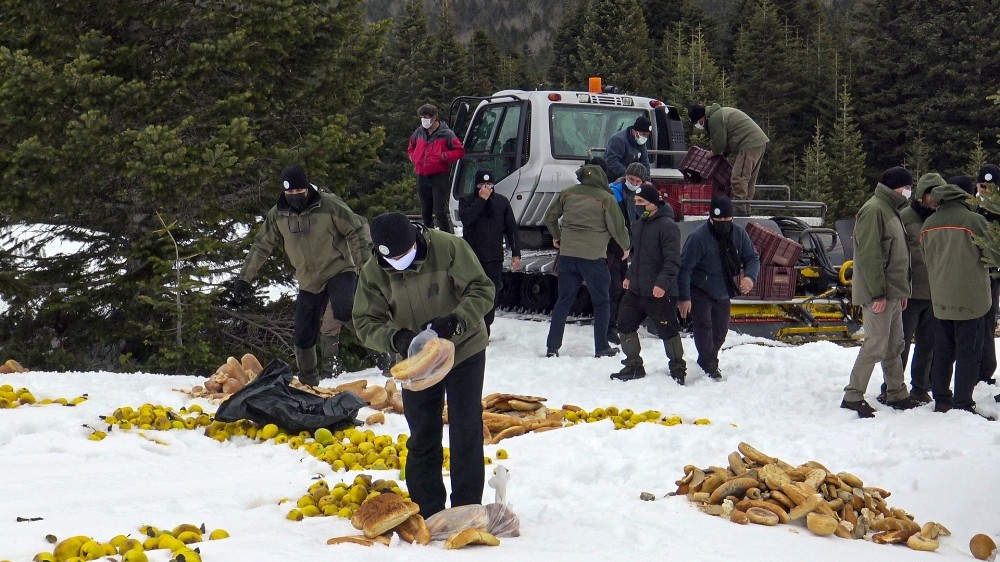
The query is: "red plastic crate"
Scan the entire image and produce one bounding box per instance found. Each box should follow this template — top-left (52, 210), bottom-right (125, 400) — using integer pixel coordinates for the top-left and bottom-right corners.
top-left (679, 147), bottom-right (732, 194)
top-left (745, 221), bottom-right (803, 267)
top-left (659, 182), bottom-right (713, 217)
top-left (745, 265), bottom-right (797, 300)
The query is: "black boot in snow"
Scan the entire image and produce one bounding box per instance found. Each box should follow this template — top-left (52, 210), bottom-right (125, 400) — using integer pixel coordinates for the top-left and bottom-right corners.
top-left (611, 365), bottom-right (646, 381)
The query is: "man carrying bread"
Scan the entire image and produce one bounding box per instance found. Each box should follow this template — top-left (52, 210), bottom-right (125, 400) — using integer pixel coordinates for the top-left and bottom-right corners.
top-left (353, 212), bottom-right (495, 517)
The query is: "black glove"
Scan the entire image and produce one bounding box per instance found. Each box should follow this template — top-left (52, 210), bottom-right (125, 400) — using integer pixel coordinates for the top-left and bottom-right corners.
top-left (428, 313), bottom-right (463, 339)
top-left (230, 279), bottom-right (252, 307)
top-left (392, 329), bottom-right (418, 358)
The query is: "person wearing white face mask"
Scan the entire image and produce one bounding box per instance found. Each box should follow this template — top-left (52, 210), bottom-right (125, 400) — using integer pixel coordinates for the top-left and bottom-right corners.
top-left (353, 212), bottom-right (495, 518)
top-left (606, 161), bottom-right (651, 344)
top-left (604, 115), bottom-right (652, 182)
top-left (688, 103), bottom-right (769, 213)
top-left (840, 166), bottom-right (921, 418)
top-left (408, 104), bottom-right (465, 233)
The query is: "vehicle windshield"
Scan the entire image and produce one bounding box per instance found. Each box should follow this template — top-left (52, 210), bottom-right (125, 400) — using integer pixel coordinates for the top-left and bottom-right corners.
top-left (550, 105), bottom-right (647, 160)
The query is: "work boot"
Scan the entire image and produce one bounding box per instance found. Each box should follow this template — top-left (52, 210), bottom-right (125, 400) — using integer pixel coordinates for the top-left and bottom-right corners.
top-left (294, 346), bottom-right (320, 386)
top-left (840, 399), bottom-right (875, 418)
top-left (705, 368), bottom-right (723, 381)
top-left (595, 346), bottom-right (620, 358)
top-left (611, 365), bottom-right (646, 381)
top-left (957, 406), bottom-right (996, 421)
top-left (546, 348), bottom-right (559, 358)
top-left (886, 396), bottom-right (921, 411)
top-left (909, 389), bottom-right (931, 404)
top-left (933, 401), bottom-right (952, 413)
top-left (318, 333), bottom-right (341, 379)
top-left (663, 336), bottom-right (687, 382)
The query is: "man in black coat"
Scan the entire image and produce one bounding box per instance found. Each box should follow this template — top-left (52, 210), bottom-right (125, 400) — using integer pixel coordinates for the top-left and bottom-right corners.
top-left (459, 168), bottom-right (522, 334)
top-left (611, 183), bottom-right (687, 383)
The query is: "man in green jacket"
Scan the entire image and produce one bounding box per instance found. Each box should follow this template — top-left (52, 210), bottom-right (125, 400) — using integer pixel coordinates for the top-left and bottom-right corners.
top-left (544, 164), bottom-right (631, 358)
top-left (921, 181), bottom-right (996, 420)
top-left (878, 173), bottom-right (940, 404)
top-left (353, 212), bottom-right (495, 517)
top-left (688, 103), bottom-right (769, 211)
top-left (841, 167), bottom-right (922, 418)
top-left (232, 165), bottom-right (388, 384)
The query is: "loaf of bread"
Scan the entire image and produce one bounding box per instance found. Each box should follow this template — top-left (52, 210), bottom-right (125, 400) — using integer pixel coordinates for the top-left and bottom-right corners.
top-left (390, 337), bottom-right (455, 385)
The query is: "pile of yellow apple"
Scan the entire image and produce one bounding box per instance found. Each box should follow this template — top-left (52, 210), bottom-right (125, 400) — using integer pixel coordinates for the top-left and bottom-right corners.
top-left (0, 383), bottom-right (87, 409)
top-left (29, 524), bottom-right (228, 562)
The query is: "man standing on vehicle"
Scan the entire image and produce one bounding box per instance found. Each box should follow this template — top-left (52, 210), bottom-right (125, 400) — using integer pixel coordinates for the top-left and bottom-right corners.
top-left (458, 168), bottom-right (522, 335)
top-left (687, 103), bottom-right (769, 212)
top-left (408, 103), bottom-right (465, 233)
top-left (544, 163), bottom-right (631, 358)
top-left (612, 183), bottom-right (686, 383)
top-left (605, 115), bottom-right (652, 182)
top-left (841, 166), bottom-right (921, 418)
top-left (231, 165), bottom-right (390, 385)
top-left (677, 196), bottom-right (759, 381)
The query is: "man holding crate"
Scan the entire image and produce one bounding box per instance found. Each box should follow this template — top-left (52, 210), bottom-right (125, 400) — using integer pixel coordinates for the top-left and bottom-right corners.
top-left (688, 103), bottom-right (769, 213)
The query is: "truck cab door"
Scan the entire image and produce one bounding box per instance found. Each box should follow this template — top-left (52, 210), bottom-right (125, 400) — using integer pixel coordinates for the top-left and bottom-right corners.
top-left (451, 101), bottom-right (529, 224)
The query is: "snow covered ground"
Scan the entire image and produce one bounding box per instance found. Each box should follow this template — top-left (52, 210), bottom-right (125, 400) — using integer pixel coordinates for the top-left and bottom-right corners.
top-left (2, 315), bottom-right (999, 561)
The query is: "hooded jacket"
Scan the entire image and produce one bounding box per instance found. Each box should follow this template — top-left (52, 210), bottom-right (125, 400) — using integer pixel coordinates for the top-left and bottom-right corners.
top-left (544, 164), bottom-right (630, 260)
top-left (458, 189), bottom-right (521, 262)
top-left (851, 183), bottom-right (911, 306)
top-left (900, 174), bottom-right (943, 300)
top-left (353, 227), bottom-right (495, 367)
top-left (408, 121), bottom-right (464, 176)
top-left (920, 184), bottom-right (993, 320)
top-left (705, 103), bottom-right (769, 157)
top-left (605, 127), bottom-right (650, 181)
top-left (239, 187), bottom-right (371, 294)
top-left (626, 205), bottom-right (681, 298)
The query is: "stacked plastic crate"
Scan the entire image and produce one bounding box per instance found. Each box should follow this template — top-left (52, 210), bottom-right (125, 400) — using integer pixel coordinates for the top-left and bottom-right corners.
top-left (744, 221), bottom-right (802, 300)
top-left (679, 147), bottom-right (732, 196)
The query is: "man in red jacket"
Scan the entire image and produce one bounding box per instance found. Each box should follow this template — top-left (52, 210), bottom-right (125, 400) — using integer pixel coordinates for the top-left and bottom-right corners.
top-left (408, 104), bottom-right (465, 233)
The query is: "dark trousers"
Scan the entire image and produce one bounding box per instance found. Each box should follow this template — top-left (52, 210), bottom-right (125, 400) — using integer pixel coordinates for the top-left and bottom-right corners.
top-left (690, 286), bottom-right (730, 372)
top-left (980, 277), bottom-right (1000, 382)
top-left (618, 291), bottom-right (681, 339)
top-left (901, 298), bottom-right (935, 392)
top-left (546, 255), bottom-right (612, 353)
top-left (607, 244), bottom-right (627, 331)
top-left (417, 172), bottom-right (452, 232)
top-left (480, 260), bottom-right (503, 332)
top-left (401, 350), bottom-right (486, 518)
top-left (293, 272), bottom-right (358, 348)
top-left (931, 315), bottom-right (985, 410)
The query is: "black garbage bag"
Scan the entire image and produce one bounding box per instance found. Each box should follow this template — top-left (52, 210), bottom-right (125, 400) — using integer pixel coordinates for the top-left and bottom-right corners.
top-left (215, 358), bottom-right (366, 433)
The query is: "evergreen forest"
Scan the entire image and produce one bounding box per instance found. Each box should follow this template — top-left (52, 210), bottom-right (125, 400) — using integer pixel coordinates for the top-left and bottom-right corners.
top-left (2, 0), bottom-right (999, 373)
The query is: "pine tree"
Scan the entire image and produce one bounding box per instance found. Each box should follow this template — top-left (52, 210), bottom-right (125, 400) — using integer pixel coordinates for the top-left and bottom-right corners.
top-left (826, 85), bottom-right (869, 222)
top-left (546, 0), bottom-right (588, 89)
top-left (428, 0), bottom-right (467, 109)
top-left (904, 131), bottom-right (933, 181)
top-left (465, 28), bottom-right (502, 96)
top-left (968, 138), bottom-right (990, 178)
top-left (797, 123), bottom-right (834, 220)
top-left (0, 0), bottom-right (387, 372)
top-left (668, 27), bottom-right (731, 112)
top-left (576, 0), bottom-right (651, 94)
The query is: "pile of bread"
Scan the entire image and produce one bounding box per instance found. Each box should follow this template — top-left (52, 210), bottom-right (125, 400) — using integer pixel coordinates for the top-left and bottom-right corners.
top-left (0, 359), bottom-right (28, 373)
top-left (476, 394), bottom-right (565, 445)
top-left (327, 492), bottom-right (500, 549)
top-left (190, 354), bottom-right (264, 398)
top-left (678, 441), bottom-right (949, 552)
top-left (293, 377), bottom-right (404, 422)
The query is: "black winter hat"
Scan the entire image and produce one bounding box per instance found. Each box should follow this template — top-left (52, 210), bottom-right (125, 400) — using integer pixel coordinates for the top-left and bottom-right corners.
top-left (947, 175), bottom-right (975, 196)
top-left (710, 195), bottom-right (734, 218)
top-left (475, 168), bottom-right (495, 185)
top-left (880, 166), bottom-right (913, 190)
top-left (632, 115), bottom-right (652, 133)
top-left (281, 165), bottom-right (309, 191)
top-left (370, 212), bottom-right (417, 258)
top-left (978, 164), bottom-right (1000, 184)
top-left (635, 182), bottom-right (664, 207)
top-left (688, 104), bottom-right (706, 124)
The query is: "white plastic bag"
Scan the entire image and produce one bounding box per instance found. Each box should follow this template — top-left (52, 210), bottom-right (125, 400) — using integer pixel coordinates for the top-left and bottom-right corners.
top-left (425, 503), bottom-right (520, 541)
top-left (390, 327), bottom-right (455, 391)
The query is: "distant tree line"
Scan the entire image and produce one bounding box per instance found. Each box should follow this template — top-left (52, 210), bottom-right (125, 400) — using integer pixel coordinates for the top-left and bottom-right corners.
top-left (1, 0), bottom-right (998, 373)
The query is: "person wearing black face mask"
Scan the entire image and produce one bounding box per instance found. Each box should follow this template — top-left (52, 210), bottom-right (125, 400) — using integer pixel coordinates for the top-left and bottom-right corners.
top-left (677, 196), bottom-right (760, 381)
top-left (231, 165), bottom-right (393, 383)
